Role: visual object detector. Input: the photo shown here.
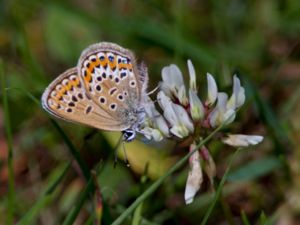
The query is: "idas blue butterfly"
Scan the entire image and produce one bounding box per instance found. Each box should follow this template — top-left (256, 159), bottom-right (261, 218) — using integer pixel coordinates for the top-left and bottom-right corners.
top-left (42, 42), bottom-right (148, 142)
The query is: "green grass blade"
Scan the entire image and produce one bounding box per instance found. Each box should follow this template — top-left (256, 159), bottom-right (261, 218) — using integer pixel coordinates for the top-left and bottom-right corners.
top-left (16, 162), bottom-right (71, 225)
top-left (1, 59), bottom-right (15, 225)
top-left (45, 162), bottom-right (72, 195)
top-left (61, 162), bottom-right (106, 225)
top-left (62, 174), bottom-right (94, 225)
top-left (227, 156), bottom-right (282, 182)
top-left (50, 119), bottom-right (90, 180)
top-left (132, 201), bottom-right (143, 225)
top-left (259, 211), bottom-right (267, 225)
top-left (240, 210), bottom-right (251, 225)
top-left (200, 148), bottom-right (241, 225)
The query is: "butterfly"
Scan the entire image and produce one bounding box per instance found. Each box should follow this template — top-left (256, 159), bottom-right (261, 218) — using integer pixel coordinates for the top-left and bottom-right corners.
top-left (42, 42), bottom-right (149, 142)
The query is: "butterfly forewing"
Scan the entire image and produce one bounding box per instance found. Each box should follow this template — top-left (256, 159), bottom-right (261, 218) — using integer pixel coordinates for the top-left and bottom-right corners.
top-left (77, 43), bottom-right (145, 119)
top-left (42, 67), bottom-right (129, 131)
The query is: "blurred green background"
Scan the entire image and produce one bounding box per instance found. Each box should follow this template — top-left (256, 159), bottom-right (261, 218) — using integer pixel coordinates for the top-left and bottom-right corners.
top-left (1, 0), bottom-right (300, 224)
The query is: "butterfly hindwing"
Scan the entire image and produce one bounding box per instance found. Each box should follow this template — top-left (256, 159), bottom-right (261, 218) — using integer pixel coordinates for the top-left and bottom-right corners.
top-left (41, 67), bottom-right (129, 131)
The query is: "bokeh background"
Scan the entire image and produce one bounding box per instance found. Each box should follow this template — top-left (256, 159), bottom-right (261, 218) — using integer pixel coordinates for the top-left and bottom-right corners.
top-left (1, 0), bottom-right (300, 224)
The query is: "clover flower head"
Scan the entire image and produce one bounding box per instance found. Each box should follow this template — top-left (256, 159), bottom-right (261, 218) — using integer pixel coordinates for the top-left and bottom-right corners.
top-left (141, 60), bottom-right (263, 204)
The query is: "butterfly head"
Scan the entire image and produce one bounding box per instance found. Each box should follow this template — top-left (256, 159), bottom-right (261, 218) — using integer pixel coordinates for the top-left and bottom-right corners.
top-left (122, 129), bottom-right (136, 142)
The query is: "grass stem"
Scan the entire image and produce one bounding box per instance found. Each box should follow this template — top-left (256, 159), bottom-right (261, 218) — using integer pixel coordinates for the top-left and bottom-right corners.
top-left (1, 59), bottom-right (15, 225)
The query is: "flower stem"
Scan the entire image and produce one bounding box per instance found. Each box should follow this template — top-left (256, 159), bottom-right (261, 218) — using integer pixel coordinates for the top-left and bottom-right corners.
top-left (200, 148), bottom-right (241, 225)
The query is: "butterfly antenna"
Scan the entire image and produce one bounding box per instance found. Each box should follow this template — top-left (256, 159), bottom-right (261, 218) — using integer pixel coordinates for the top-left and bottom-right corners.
top-left (113, 134), bottom-right (123, 168)
top-left (122, 141), bottom-right (130, 167)
top-left (147, 83), bottom-right (161, 96)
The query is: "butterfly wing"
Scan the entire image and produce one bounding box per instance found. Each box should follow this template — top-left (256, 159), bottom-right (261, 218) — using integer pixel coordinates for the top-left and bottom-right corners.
top-left (41, 67), bottom-right (130, 131)
top-left (77, 42), bottom-right (147, 127)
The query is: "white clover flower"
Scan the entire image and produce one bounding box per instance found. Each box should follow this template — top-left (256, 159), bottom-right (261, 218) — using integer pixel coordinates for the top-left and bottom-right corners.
top-left (143, 97), bottom-right (170, 140)
top-left (189, 90), bottom-right (204, 121)
top-left (171, 103), bottom-right (194, 135)
top-left (227, 75), bottom-right (245, 110)
top-left (206, 73), bottom-right (218, 106)
top-left (209, 92), bottom-right (236, 128)
top-left (222, 134), bottom-right (264, 147)
top-left (201, 146), bottom-right (216, 186)
top-left (185, 143), bottom-right (202, 204)
top-left (157, 91), bottom-right (172, 109)
top-left (188, 60), bottom-right (197, 92)
top-left (161, 64), bottom-right (184, 98)
top-left (140, 60), bottom-right (263, 204)
top-left (141, 127), bottom-right (164, 142)
top-left (178, 85), bottom-right (189, 106)
top-left (165, 102), bottom-right (193, 138)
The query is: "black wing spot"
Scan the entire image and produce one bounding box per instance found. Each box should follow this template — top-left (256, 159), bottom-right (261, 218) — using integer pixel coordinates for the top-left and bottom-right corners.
top-left (78, 93), bottom-right (83, 99)
top-left (99, 97), bottom-right (106, 104)
top-left (109, 88), bottom-right (117, 95)
top-left (108, 55), bottom-right (114, 62)
top-left (96, 85), bottom-right (101, 92)
top-left (110, 103), bottom-right (117, 110)
top-left (72, 96), bottom-right (78, 102)
top-left (120, 72), bottom-right (127, 78)
top-left (85, 106), bottom-right (92, 114)
top-left (118, 94), bottom-right (123, 100)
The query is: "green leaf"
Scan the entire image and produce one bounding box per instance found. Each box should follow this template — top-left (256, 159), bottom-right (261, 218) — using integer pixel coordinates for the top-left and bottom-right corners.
top-left (228, 156), bottom-right (282, 182)
top-left (241, 210), bottom-right (251, 225)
